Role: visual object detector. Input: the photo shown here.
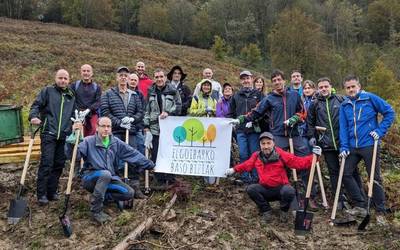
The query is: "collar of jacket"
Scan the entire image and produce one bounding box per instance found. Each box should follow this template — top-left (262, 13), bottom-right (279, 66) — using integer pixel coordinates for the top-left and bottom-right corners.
top-left (95, 133), bottom-right (116, 148)
top-left (271, 87), bottom-right (289, 97)
top-left (258, 148), bottom-right (280, 164)
top-left (149, 83), bottom-right (176, 96)
top-left (53, 84), bottom-right (74, 96)
top-left (238, 87), bottom-right (256, 95)
top-left (343, 90), bottom-right (369, 105)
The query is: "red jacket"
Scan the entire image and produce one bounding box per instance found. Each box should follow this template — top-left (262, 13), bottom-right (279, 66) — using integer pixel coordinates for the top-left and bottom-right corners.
top-left (138, 74), bottom-right (153, 98)
top-left (234, 147), bottom-right (312, 188)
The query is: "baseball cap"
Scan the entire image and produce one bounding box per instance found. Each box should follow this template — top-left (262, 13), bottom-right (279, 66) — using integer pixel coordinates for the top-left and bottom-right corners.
top-left (116, 66), bottom-right (130, 73)
top-left (239, 70), bottom-right (252, 78)
top-left (259, 132), bottom-right (274, 141)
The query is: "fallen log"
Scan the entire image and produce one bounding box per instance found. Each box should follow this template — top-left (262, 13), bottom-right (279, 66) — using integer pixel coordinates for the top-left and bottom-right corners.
top-left (113, 193), bottom-right (178, 250)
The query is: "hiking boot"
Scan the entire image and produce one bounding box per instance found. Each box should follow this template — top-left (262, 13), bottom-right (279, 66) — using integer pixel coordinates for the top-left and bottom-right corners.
top-left (345, 206), bottom-right (367, 217)
top-left (37, 195), bottom-right (49, 206)
top-left (47, 193), bottom-right (59, 201)
top-left (376, 214), bottom-right (389, 227)
top-left (261, 210), bottom-right (273, 223)
top-left (280, 210), bottom-right (289, 223)
top-left (92, 211), bottom-right (111, 224)
top-left (131, 181), bottom-right (147, 199)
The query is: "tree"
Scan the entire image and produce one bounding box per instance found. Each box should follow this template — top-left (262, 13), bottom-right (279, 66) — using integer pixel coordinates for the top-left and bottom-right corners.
top-left (173, 126), bottom-right (187, 145)
top-left (182, 118), bottom-right (205, 146)
top-left (166, 0), bottom-right (196, 45)
top-left (211, 35), bottom-right (228, 60)
top-left (190, 8), bottom-right (213, 48)
top-left (112, 0), bottom-right (141, 34)
top-left (268, 8), bottom-right (332, 79)
top-left (240, 43), bottom-right (262, 66)
top-left (206, 124), bottom-right (216, 147)
top-left (138, 1), bottom-right (171, 39)
top-left (367, 59), bottom-right (398, 102)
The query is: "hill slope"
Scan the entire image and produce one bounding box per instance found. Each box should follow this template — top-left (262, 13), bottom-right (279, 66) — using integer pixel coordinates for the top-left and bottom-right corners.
top-left (0, 18), bottom-right (247, 105)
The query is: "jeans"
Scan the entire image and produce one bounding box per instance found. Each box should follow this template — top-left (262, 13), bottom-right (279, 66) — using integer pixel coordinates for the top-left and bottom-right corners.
top-left (236, 132), bottom-right (260, 183)
top-left (342, 145), bottom-right (385, 212)
top-left (37, 134), bottom-right (66, 198)
top-left (135, 130), bottom-right (145, 155)
top-left (82, 170), bottom-right (134, 213)
top-left (246, 184), bottom-right (295, 212)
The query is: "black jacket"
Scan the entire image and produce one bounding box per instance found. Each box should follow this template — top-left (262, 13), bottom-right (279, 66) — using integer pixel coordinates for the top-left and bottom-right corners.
top-left (228, 87), bottom-right (262, 133)
top-left (100, 87), bottom-right (144, 135)
top-left (167, 81), bottom-right (192, 116)
top-left (306, 93), bottom-right (344, 151)
top-left (29, 84), bottom-right (76, 140)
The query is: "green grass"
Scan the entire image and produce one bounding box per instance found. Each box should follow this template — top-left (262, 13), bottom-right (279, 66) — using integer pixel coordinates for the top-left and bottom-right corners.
top-left (217, 231), bottom-right (233, 242)
top-left (115, 211), bottom-right (134, 226)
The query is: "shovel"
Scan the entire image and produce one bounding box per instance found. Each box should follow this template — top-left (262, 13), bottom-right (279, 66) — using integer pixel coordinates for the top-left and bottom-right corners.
top-left (59, 129), bottom-right (81, 237)
top-left (7, 125), bottom-right (41, 225)
top-left (288, 136), bottom-right (300, 207)
top-left (122, 129), bottom-right (134, 209)
top-left (358, 139), bottom-right (379, 231)
top-left (329, 157), bottom-right (357, 226)
top-left (144, 148), bottom-right (151, 195)
top-left (294, 153), bottom-right (317, 235)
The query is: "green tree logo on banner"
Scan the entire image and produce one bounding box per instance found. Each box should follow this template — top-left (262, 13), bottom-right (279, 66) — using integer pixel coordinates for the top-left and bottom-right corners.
top-left (172, 118), bottom-right (217, 147)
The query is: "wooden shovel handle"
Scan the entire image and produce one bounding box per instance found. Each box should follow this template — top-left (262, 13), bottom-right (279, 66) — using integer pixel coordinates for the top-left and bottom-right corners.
top-left (368, 140), bottom-right (379, 198)
top-left (144, 148), bottom-right (150, 190)
top-left (124, 129), bottom-right (129, 179)
top-left (289, 138), bottom-right (298, 182)
top-left (66, 129), bottom-right (81, 195)
top-left (20, 138), bottom-right (34, 185)
top-left (316, 162), bottom-right (328, 208)
top-left (305, 154), bottom-right (317, 199)
top-left (330, 157), bottom-right (346, 221)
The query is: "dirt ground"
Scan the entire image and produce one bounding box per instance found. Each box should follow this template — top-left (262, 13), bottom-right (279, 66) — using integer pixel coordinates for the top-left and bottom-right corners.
top-left (1, 159), bottom-right (400, 250)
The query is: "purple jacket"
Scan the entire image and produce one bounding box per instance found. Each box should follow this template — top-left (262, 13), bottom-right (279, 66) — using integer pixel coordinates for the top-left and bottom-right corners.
top-left (216, 96), bottom-right (231, 118)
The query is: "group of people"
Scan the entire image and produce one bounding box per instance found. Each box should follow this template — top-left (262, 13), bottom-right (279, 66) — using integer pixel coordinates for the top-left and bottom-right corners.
top-left (28, 62), bottom-right (395, 226)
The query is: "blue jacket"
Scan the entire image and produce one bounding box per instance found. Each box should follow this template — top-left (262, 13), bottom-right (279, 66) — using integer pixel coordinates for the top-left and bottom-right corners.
top-left (246, 88), bottom-right (304, 137)
top-left (78, 133), bottom-right (154, 176)
top-left (339, 91), bottom-right (395, 151)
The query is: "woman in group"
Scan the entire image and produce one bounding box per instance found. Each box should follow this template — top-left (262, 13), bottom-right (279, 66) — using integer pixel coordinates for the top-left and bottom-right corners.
top-left (253, 76), bottom-right (268, 96)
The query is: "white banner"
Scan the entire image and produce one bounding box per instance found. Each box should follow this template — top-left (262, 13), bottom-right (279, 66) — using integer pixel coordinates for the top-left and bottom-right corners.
top-left (155, 116), bottom-right (233, 177)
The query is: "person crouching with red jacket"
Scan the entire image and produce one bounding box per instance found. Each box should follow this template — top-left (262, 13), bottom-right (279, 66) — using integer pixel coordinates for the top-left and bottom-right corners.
top-left (225, 132), bottom-right (321, 223)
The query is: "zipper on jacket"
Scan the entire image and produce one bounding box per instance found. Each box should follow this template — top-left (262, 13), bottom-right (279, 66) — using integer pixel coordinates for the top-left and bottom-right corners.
top-left (325, 97), bottom-right (337, 150)
top-left (357, 107), bottom-right (363, 120)
top-left (57, 93), bottom-right (65, 140)
top-left (282, 93), bottom-right (287, 136)
top-left (352, 103), bottom-right (358, 148)
top-left (41, 117), bottom-right (47, 133)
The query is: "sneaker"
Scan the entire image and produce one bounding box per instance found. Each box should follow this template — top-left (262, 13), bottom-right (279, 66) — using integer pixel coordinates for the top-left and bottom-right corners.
top-left (376, 214), bottom-right (389, 227)
top-left (261, 210), bottom-right (273, 223)
top-left (92, 211), bottom-right (111, 224)
top-left (47, 193), bottom-right (59, 201)
top-left (280, 210), bottom-right (289, 223)
top-left (345, 206), bottom-right (367, 217)
top-left (37, 195), bottom-right (49, 206)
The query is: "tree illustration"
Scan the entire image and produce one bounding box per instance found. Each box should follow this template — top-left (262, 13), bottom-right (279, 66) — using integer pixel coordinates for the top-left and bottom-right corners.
top-left (201, 133), bottom-right (208, 146)
top-left (182, 118), bottom-right (204, 146)
top-left (173, 126), bottom-right (187, 145)
top-left (206, 124), bottom-right (217, 147)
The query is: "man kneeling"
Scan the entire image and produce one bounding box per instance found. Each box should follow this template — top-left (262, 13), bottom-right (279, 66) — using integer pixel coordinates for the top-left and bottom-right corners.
top-left (225, 132), bottom-right (321, 223)
top-left (74, 117), bottom-right (154, 223)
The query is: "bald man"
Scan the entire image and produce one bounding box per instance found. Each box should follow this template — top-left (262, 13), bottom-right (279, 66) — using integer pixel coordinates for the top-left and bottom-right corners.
top-left (70, 64), bottom-right (102, 136)
top-left (135, 61), bottom-right (153, 98)
top-left (193, 68), bottom-right (222, 99)
top-left (29, 69), bottom-right (77, 205)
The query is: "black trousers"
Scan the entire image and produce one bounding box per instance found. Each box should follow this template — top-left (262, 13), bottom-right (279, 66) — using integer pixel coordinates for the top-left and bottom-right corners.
top-left (246, 184), bottom-right (295, 213)
top-left (151, 135), bottom-right (175, 183)
top-left (37, 134), bottom-right (66, 197)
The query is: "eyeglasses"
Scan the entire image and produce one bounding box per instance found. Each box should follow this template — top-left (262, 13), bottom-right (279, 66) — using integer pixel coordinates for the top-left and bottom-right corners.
top-left (98, 124), bottom-right (111, 128)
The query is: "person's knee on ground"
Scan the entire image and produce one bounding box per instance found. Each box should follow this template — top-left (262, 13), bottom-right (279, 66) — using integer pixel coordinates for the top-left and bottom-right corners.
top-left (280, 185), bottom-right (295, 212)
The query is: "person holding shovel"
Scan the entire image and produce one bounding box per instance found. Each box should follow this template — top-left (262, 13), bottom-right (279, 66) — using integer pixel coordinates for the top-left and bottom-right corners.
top-left (75, 117), bottom-right (154, 223)
top-left (339, 75), bottom-right (395, 226)
top-left (29, 69), bottom-right (76, 206)
top-left (225, 132), bottom-right (322, 223)
top-left (101, 66), bottom-right (147, 199)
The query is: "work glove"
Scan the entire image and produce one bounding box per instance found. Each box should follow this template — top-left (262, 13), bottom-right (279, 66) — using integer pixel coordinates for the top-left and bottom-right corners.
top-left (339, 150), bottom-right (349, 159)
top-left (71, 109), bottom-right (84, 123)
top-left (245, 122), bottom-right (253, 128)
top-left (370, 131), bottom-right (379, 140)
top-left (120, 122), bottom-right (131, 130)
top-left (229, 119), bottom-right (240, 125)
top-left (144, 131), bottom-right (153, 149)
top-left (283, 114), bottom-right (300, 127)
top-left (78, 109), bottom-right (90, 121)
top-left (312, 146), bottom-right (322, 156)
top-left (122, 116), bottom-right (135, 124)
top-left (309, 137), bottom-right (317, 147)
top-left (225, 168), bottom-right (235, 176)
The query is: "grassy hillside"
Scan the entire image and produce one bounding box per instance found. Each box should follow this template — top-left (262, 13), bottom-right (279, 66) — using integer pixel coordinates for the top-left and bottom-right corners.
top-left (0, 17), bottom-right (251, 106)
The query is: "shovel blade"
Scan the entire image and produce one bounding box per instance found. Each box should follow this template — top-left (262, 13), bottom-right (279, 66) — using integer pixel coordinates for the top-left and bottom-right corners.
top-left (7, 199), bottom-right (27, 225)
top-left (294, 210), bottom-right (314, 235)
top-left (59, 215), bottom-right (73, 237)
top-left (358, 214), bottom-right (370, 231)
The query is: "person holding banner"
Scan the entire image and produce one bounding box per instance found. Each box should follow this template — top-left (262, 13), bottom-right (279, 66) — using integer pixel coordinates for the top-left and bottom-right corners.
top-left (225, 132), bottom-right (322, 223)
top-left (144, 68), bottom-right (182, 187)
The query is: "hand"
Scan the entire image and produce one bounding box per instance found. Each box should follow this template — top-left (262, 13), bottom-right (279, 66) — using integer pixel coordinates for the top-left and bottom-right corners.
top-left (144, 131), bottom-right (153, 149)
top-left (205, 107), bottom-right (213, 113)
top-left (229, 119), bottom-right (240, 125)
top-left (30, 117), bottom-right (41, 125)
top-left (225, 168), bottom-right (235, 176)
top-left (339, 150), bottom-right (349, 159)
top-left (122, 116), bottom-right (135, 124)
top-left (72, 121), bottom-right (83, 131)
top-left (309, 137), bottom-right (317, 147)
top-left (120, 122), bottom-right (131, 130)
top-left (370, 131), bottom-right (379, 140)
top-left (312, 146), bottom-right (322, 156)
top-left (159, 112), bottom-right (168, 119)
top-left (245, 122), bottom-right (253, 128)
top-left (283, 115), bottom-right (300, 127)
